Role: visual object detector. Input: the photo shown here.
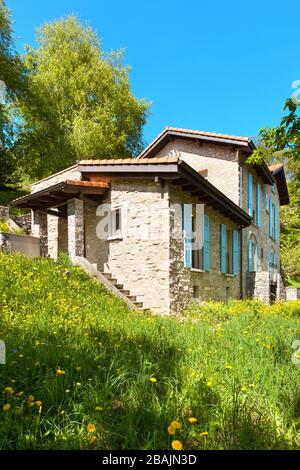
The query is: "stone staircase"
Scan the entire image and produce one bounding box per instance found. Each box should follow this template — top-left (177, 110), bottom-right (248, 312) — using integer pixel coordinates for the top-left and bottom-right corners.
top-left (71, 256), bottom-right (147, 311)
top-left (101, 272), bottom-right (145, 310)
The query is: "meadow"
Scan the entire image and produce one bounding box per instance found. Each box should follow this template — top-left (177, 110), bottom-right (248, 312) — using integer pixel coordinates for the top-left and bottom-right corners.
top-left (0, 252), bottom-right (300, 450)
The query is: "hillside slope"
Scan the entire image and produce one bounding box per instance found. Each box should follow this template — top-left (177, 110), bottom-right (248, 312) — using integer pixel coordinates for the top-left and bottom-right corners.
top-left (0, 253), bottom-right (300, 450)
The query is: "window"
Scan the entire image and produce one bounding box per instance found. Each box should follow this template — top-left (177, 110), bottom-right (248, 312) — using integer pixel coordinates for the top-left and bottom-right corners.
top-left (247, 236), bottom-right (258, 272)
top-left (191, 205), bottom-right (203, 270)
top-left (220, 225), bottom-right (239, 275)
top-left (226, 229), bottom-right (233, 274)
top-left (252, 180), bottom-right (257, 224)
top-left (183, 204), bottom-right (210, 271)
top-left (193, 286), bottom-right (200, 299)
top-left (109, 208), bottom-right (122, 239)
top-left (265, 189), bottom-right (269, 213)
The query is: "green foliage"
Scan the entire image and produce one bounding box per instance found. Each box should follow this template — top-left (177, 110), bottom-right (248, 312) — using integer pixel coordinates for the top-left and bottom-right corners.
top-left (0, 1), bottom-right (24, 184)
top-left (14, 15), bottom-right (150, 179)
top-left (248, 99), bottom-right (300, 166)
top-left (0, 218), bottom-right (25, 234)
top-left (0, 254), bottom-right (300, 450)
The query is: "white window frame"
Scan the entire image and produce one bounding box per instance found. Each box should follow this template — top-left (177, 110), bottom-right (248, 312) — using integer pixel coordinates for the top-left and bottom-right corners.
top-left (108, 207), bottom-right (122, 240)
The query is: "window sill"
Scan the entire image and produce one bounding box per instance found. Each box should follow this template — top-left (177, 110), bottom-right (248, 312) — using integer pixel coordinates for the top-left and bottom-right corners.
top-left (223, 273), bottom-right (235, 278)
top-left (107, 235), bottom-right (123, 241)
top-left (190, 268), bottom-right (206, 273)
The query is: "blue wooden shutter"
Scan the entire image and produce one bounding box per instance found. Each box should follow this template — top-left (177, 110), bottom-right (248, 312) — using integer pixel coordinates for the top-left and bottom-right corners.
top-left (269, 198), bottom-right (273, 236)
top-left (183, 204), bottom-right (192, 268)
top-left (257, 183), bottom-right (261, 227)
top-left (266, 191), bottom-right (269, 212)
top-left (220, 224), bottom-right (226, 273)
top-left (203, 214), bottom-right (210, 272)
top-left (248, 173), bottom-right (253, 216)
top-left (247, 240), bottom-right (252, 272)
top-left (274, 207), bottom-right (278, 240)
top-left (274, 253), bottom-right (276, 270)
top-left (232, 230), bottom-right (239, 275)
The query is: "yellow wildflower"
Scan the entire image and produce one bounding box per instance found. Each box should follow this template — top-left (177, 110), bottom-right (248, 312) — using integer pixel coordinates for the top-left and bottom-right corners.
top-left (28, 395), bottom-right (35, 402)
top-left (171, 440), bottom-right (183, 450)
top-left (75, 382), bottom-right (81, 387)
top-left (87, 423), bottom-right (96, 433)
top-left (149, 377), bottom-right (157, 383)
top-left (167, 425), bottom-right (176, 435)
top-left (35, 401), bottom-right (42, 407)
top-left (171, 420), bottom-right (182, 429)
top-left (3, 403), bottom-right (10, 411)
top-left (56, 369), bottom-right (65, 376)
top-left (225, 364), bottom-right (233, 369)
top-left (199, 431), bottom-right (208, 437)
top-left (188, 417), bottom-right (198, 424)
top-left (95, 406), bottom-right (103, 411)
top-left (4, 387), bottom-right (14, 394)
top-left (65, 389), bottom-right (70, 394)
top-left (16, 391), bottom-right (24, 397)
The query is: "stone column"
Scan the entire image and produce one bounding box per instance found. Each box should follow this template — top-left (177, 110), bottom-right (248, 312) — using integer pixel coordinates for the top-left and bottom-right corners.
top-left (31, 210), bottom-right (48, 257)
top-left (67, 199), bottom-right (84, 259)
top-left (276, 272), bottom-right (286, 301)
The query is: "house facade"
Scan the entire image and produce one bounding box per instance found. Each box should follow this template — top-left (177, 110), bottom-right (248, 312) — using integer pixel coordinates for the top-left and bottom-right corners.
top-left (11, 127), bottom-right (289, 315)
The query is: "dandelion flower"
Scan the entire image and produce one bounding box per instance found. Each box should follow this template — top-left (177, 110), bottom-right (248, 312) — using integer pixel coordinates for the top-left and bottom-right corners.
top-left (171, 421), bottom-right (182, 429)
top-left (95, 406), bottom-right (103, 411)
top-left (3, 403), bottom-right (10, 411)
top-left (171, 440), bottom-right (183, 450)
top-left (188, 417), bottom-right (198, 424)
top-left (35, 401), bottom-right (42, 407)
top-left (168, 426), bottom-right (176, 435)
top-left (56, 369), bottom-right (65, 376)
top-left (28, 395), bottom-right (35, 402)
top-left (87, 423), bottom-right (96, 433)
top-left (4, 387), bottom-right (14, 394)
top-left (76, 382), bottom-right (81, 387)
top-left (149, 377), bottom-right (157, 383)
top-left (16, 391), bottom-right (24, 397)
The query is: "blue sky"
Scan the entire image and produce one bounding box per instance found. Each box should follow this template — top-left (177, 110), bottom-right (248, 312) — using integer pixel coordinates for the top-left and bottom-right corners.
top-left (6, 0), bottom-right (300, 146)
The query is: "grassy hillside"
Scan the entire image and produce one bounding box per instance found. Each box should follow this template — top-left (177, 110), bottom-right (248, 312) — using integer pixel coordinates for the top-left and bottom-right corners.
top-left (0, 253), bottom-right (300, 450)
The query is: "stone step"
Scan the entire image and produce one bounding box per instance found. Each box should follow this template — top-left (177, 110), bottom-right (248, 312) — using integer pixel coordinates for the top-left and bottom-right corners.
top-left (115, 283), bottom-right (124, 290)
top-left (127, 295), bottom-right (137, 302)
top-left (120, 289), bottom-right (130, 296)
top-left (133, 301), bottom-right (143, 308)
top-left (101, 272), bottom-right (112, 279)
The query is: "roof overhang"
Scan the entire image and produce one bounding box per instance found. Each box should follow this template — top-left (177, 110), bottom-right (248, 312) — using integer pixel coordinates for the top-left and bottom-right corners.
top-left (269, 165), bottom-right (290, 205)
top-left (10, 180), bottom-right (110, 211)
top-left (138, 127), bottom-right (274, 185)
top-left (78, 158), bottom-right (251, 227)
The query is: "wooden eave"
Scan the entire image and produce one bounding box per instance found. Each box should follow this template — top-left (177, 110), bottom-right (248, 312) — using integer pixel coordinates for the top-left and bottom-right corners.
top-left (10, 180), bottom-right (110, 211)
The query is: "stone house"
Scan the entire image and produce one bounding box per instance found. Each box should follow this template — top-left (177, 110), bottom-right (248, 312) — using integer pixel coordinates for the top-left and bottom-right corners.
top-left (11, 127), bottom-right (289, 315)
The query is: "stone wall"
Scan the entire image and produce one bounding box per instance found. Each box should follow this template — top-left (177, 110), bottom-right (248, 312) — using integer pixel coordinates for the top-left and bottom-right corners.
top-left (169, 185), bottom-right (241, 314)
top-left (240, 162), bottom-right (280, 300)
top-left (0, 205), bottom-right (9, 220)
top-left (246, 271), bottom-right (270, 303)
top-left (105, 178), bottom-right (170, 315)
top-left (31, 165), bottom-right (81, 194)
top-left (286, 287), bottom-right (300, 301)
top-left (155, 139), bottom-right (240, 204)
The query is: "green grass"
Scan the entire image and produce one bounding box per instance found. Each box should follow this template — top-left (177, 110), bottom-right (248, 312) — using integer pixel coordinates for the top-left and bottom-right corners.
top-left (287, 278), bottom-right (300, 288)
top-left (0, 253), bottom-right (300, 450)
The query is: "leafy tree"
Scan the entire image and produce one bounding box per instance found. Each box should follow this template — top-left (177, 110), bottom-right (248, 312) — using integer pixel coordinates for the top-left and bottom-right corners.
top-left (15, 15), bottom-right (150, 179)
top-left (248, 98), bottom-right (299, 168)
top-left (249, 96), bottom-right (300, 282)
top-left (0, 0), bottom-right (23, 185)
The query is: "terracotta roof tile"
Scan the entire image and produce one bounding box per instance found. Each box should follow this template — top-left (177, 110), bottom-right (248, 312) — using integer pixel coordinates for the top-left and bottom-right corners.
top-left (78, 157), bottom-right (179, 165)
top-left (164, 126), bottom-right (250, 142)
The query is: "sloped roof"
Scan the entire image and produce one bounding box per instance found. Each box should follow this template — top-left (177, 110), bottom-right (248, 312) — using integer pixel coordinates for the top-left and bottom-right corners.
top-left (268, 163), bottom-right (289, 205)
